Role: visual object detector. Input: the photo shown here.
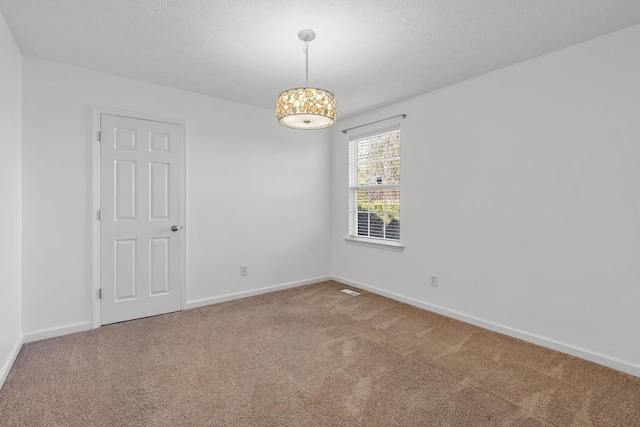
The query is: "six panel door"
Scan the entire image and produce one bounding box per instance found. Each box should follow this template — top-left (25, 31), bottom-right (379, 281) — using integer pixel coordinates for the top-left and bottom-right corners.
top-left (99, 114), bottom-right (183, 325)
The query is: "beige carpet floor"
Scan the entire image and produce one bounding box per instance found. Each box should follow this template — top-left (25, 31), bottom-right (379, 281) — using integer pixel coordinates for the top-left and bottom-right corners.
top-left (1, 280), bottom-right (639, 426)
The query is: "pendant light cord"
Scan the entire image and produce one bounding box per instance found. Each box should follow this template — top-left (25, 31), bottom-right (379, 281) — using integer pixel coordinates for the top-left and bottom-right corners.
top-left (304, 42), bottom-right (309, 86)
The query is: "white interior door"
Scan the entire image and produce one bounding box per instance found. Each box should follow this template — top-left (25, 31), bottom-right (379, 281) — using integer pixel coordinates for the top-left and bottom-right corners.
top-left (99, 114), bottom-right (183, 325)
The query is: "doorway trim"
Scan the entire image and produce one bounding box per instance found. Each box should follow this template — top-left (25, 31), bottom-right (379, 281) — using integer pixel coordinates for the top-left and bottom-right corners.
top-left (91, 106), bottom-right (188, 329)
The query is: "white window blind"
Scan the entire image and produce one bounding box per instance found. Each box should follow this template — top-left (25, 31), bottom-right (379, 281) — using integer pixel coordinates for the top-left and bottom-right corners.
top-left (349, 127), bottom-right (400, 241)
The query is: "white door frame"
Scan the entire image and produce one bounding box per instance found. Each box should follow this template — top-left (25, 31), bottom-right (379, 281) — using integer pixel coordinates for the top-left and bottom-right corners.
top-left (92, 106), bottom-right (188, 328)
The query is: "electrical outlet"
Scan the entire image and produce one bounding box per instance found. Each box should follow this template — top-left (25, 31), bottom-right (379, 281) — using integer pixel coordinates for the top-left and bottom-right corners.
top-left (240, 265), bottom-right (248, 276)
top-left (430, 274), bottom-right (438, 287)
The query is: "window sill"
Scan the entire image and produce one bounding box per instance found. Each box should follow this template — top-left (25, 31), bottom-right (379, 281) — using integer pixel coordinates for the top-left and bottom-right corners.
top-left (344, 236), bottom-right (405, 252)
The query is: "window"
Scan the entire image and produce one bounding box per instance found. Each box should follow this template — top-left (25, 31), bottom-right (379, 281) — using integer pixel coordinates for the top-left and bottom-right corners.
top-left (349, 127), bottom-right (400, 242)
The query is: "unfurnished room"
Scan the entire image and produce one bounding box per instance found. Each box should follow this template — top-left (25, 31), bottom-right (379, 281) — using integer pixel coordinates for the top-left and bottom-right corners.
top-left (1, 1), bottom-right (640, 426)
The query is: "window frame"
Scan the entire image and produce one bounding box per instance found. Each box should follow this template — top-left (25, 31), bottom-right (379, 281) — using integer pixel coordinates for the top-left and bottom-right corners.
top-left (346, 124), bottom-right (404, 250)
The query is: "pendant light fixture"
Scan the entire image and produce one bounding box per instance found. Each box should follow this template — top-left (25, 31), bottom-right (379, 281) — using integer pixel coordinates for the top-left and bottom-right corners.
top-left (276, 29), bottom-right (337, 129)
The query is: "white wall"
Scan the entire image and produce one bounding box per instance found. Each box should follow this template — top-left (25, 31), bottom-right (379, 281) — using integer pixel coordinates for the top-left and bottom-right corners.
top-left (21, 58), bottom-right (331, 337)
top-left (0, 9), bottom-right (22, 387)
top-left (332, 24), bottom-right (640, 375)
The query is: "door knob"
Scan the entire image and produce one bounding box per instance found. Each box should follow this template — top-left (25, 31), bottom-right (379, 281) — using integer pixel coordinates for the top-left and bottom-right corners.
top-left (171, 225), bottom-right (180, 232)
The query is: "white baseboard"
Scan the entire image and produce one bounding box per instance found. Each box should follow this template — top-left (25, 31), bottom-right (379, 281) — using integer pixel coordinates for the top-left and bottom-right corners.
top-left (186, 275), bottom-right (331, 310)
top-left (333, 275), bottom-right (640, 378)
top-left (0, 335), bottom-right (23, 389)
top-left (23, 321), bottom-right (93, 343)
top-left (21, 277), bottom-right (331, 343)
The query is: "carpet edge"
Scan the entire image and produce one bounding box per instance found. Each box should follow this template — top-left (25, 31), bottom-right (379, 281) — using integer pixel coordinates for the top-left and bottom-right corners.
top-left (23, 321), bottom-right (93, 343)
top-left (0, 334), bottom-right (23, 390)
top-left (332, 275), bottom-right (640, 378)
top-left (185, 275), bottom-right (332, 309)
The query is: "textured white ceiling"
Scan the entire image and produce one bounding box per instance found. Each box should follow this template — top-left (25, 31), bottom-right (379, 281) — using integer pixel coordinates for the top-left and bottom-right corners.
top-left (2, 0), bottom-right (640, 118)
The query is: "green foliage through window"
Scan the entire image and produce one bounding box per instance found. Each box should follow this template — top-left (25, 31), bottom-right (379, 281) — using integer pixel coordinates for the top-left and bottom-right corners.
top-left (349, 129), bottom-right (401, 241)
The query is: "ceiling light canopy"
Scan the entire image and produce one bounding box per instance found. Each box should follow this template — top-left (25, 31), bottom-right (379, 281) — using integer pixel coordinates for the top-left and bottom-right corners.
top-left (276, 30), bottom-right (337, 130)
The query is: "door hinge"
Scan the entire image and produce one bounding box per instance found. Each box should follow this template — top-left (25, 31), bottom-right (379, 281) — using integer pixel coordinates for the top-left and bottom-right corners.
top-left (97, 210), bottom-right (102, 220)
top-left (97, 131), bottom-right (102, 142)
top-left (98, 289), bottom-right (102, 299)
